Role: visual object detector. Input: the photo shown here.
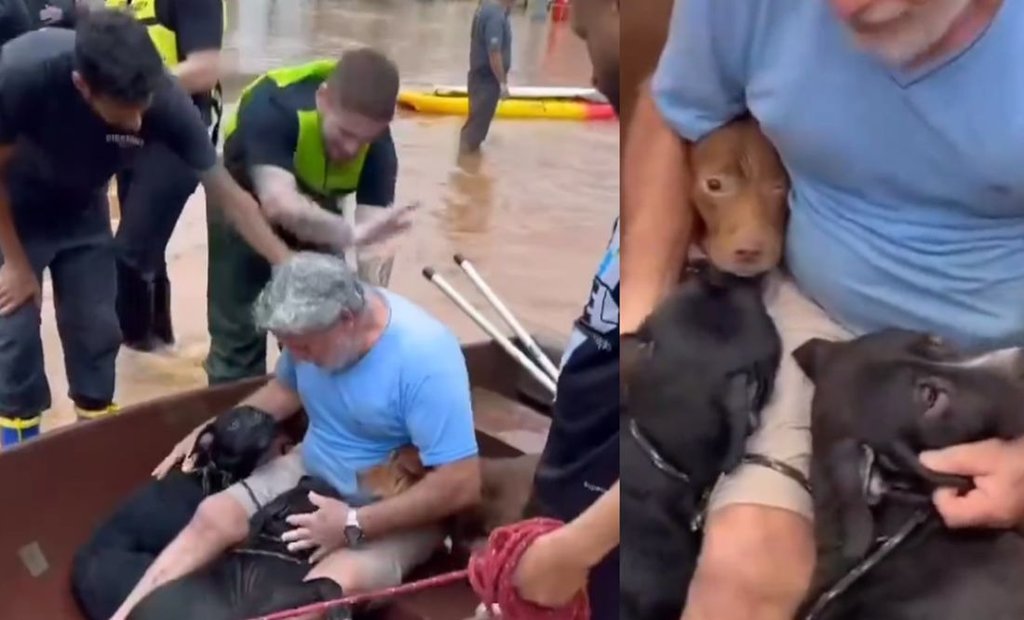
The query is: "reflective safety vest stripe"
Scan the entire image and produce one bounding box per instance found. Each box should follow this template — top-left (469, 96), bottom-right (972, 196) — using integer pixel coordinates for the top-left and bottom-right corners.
top-left (224, 59), bottom-right (369, 199)
top-left (106, 0), bottom-right (228, 68)
top-left (106, 0), bottom-right (228, 140)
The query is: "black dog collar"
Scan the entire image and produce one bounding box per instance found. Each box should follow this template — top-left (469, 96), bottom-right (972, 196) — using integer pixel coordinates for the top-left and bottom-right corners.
top-left (628, 418), bottom-right (691, 484)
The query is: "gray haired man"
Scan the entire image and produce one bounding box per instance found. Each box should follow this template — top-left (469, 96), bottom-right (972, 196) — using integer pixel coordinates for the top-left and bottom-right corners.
top-left (113, 252), bottom-right (482, 619)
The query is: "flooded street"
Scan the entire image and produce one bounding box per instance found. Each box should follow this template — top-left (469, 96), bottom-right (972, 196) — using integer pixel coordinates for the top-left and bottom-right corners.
top-left (39, 0), bottom-right (619, 431)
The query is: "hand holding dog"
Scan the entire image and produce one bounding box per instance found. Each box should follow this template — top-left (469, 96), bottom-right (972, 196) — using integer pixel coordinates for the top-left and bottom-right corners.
top-left (152, 422), bottom-right (209, 479)
top-left (921, 438), bottom-right (1024, 529)
top-left (282, 491), bottom-right (350, 563)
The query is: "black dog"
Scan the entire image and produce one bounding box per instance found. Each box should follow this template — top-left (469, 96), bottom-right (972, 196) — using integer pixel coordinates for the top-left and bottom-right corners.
top-left (71, 406), bottom-right (280, 620)
top-left (128, 476), bottom-right (352, 620)
top-left (619, 261), bottom-right (782, 620)
top-left (794, 328), bottom-right (1024, 620)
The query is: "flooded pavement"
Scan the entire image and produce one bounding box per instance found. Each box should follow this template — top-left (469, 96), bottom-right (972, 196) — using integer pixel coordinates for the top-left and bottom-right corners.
top-left (38, 0), bottom-right (618, 431)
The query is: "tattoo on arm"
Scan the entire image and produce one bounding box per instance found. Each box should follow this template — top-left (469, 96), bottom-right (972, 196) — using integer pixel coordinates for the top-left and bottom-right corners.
top-left (251, 165), bottom-right (355, 251)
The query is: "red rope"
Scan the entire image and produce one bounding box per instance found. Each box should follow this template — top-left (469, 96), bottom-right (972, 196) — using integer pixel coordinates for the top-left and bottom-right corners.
top-left (248, 517), bottom-right (589, 620)
top-left (468, 517), bottom-right (590, 620)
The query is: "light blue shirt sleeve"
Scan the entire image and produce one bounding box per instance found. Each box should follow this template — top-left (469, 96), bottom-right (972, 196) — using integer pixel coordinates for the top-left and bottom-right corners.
top-left (275, 349), bottom-right (299, 391)
top-left (402, 338), bottom-right (479, 467)
top-left (651, 0), bottom-right (755, 142)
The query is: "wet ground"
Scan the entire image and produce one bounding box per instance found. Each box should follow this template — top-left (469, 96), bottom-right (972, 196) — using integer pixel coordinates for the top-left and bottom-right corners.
top-left (38, 0), bottom-right (618, 431)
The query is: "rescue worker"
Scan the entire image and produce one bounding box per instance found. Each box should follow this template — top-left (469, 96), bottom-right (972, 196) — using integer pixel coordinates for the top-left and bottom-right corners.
top-left (0, 10), bottom-right (290, 447)
top-left (459, 0), bottom-right (514, 154)
top-left (105, 0), bottom-right (225, 351)
top-left (203, 47), bottom-right (413, 386)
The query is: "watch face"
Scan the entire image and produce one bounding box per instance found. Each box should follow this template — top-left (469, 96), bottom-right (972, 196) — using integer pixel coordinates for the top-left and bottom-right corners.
top-left (344, 525), bottom-right (364, 545)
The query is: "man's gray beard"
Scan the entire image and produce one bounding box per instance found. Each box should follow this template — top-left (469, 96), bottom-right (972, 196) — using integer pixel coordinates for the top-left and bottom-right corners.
top-left (851, 0), bottom-right (972, 67)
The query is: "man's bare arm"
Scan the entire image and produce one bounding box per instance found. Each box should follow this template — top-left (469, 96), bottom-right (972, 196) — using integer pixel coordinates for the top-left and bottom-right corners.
top-left (0, 145), bottom-right (28, 271)
top-left (251, 164), bottom-right (358, 253)
top-left (555, 480), bottom-right (620, 567)
top-left (173, 50), bottom-right (222, 94)
top-left (356, 457), bottom-right (482, 538)
top-left (489, 50), bottom-right (507, 87)
top-left (621, 81), bottom-right (694, 333)
top-left (240, 377), bottom-right (303, 421)
top-left (200, 164), bottom-right (292, 264)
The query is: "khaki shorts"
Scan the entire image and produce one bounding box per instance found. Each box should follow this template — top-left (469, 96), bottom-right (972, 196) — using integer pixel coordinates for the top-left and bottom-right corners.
top-left (706, 274), bottom-right (853, 520)
top-left (225, 446), bottom-right (445, 590)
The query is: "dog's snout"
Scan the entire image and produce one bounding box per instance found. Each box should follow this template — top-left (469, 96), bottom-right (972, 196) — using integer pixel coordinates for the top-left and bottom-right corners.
top-left (733, 244), bottom-right (764, 264)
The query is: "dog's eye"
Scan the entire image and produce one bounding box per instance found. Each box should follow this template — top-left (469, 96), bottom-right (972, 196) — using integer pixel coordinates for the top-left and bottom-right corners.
top-left (706, 177), bottom-right (723, 192)
top-left (918, 382), bottom-right (939, 408)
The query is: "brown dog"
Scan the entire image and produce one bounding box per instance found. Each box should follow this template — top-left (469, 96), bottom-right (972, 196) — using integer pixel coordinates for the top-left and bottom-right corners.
top-left (357, 447), bottom-right (540, 549)
top-left (358, 445), bottom-right (429, 498)
top-left (689, 116), bottom-right (790, 277)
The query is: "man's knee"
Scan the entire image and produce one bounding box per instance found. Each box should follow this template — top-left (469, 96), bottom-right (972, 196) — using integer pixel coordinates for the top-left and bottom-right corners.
top-left (686, 505), bottom-right (815, 618)
top-left (306, 549), bottom-right (402, 594)
top-left (188, 493), bottom-right (250, 547)
top-left (0, 304), bottom-right (48, 413)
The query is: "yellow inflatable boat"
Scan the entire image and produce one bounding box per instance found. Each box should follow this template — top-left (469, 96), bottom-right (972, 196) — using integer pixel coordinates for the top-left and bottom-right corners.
top-left (397, 86), bottom-right (615, 121)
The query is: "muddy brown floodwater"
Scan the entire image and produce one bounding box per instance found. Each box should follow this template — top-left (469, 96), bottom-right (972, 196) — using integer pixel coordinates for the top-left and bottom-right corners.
top-left (35, 0), bottom-right (619, 433)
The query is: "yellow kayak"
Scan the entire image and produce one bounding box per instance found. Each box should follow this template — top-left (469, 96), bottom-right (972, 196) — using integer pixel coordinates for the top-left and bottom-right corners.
top-left (397, 90), bottom-right (615, 121)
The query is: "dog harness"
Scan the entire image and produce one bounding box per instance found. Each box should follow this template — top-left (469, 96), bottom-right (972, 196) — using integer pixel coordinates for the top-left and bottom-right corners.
top-left (801, 444), bottom-right (944, 620)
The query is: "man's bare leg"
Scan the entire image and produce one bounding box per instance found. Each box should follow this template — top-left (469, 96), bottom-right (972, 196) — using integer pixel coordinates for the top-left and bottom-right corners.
top-left (110, 492), bottom-right (251, 620)
top-left (682, 504), bottom-right (815, 619)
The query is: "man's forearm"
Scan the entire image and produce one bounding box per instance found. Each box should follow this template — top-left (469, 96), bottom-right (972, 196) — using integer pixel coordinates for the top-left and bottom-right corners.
top-left (621, 82), bottom-right (693, 333)
top-left (557, 481), bottom-right (619, 567)
top-left (0, 180), bottom-right (28, 270)
top-left (357, 465), bottom-right (481, 539)
top-left (251, 164), bottom-right (356, 253)
top-left (202, 165), bottom-right (291, 265)
top-left (173, 50), bottom-right (222, 94)
top-left (489, 51), bottom-right (507, 85)
top-left (270, 197), bottom-right (355, 252)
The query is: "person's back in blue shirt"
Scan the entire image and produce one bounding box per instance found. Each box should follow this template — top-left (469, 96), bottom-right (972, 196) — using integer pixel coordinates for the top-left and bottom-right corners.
top-left (276, 289), bottom-right (478, 505)
top-left (653, 0), bottom-right (1024, 351)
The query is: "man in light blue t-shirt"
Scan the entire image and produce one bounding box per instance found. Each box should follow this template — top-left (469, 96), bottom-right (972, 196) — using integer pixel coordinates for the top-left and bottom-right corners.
top-left (623, 1), bottom-right (1024, 618)
top-left (113, 252), bottom-right (481, 618)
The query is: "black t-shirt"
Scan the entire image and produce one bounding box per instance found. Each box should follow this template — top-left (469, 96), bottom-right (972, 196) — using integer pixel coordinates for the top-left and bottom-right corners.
top-left (151, 0), bottom-right (223, 123)
top-left (0, 28), bottom-right (217, 214)
top-left (0, 0), bottom-right (30, 49)
top-left (223, 77), bottom-right (398, 209)
top-left (533, 219), bottom-right (620, 520)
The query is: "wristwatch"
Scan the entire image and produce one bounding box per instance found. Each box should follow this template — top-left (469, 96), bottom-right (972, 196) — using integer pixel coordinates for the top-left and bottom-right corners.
top-left (344, 508), bottom-right (365, 547)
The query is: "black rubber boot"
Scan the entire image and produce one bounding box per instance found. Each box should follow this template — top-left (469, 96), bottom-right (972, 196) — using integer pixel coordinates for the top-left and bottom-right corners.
top-left (152, 267), bottom-right (175, 347)
top-left (116, 259), bottom-right (161, 352)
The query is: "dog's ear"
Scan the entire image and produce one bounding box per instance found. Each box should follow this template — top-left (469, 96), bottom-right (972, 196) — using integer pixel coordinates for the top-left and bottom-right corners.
top-left (719, 372), bottom-right (757, 475)
top-left (792, 337), bottom-right (839, 382)
top-left (826, 439), bottom-right (876, 562)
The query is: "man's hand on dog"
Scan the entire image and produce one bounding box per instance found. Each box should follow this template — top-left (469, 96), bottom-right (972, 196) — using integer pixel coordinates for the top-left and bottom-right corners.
top-left (152, 423), bottom-right (209, 479)
top-left (282, 492), bottom-right (351, 563)
top-left (921, 438), bottom-right (1024, 529)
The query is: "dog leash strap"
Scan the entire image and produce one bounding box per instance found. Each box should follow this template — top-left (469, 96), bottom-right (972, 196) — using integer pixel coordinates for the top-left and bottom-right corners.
top-left (742, 453), bottom-right (813, 495)
top-left (802, 508), bottom-right (931, 620)
top-left (628, 419), bottom-right (691, 483)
